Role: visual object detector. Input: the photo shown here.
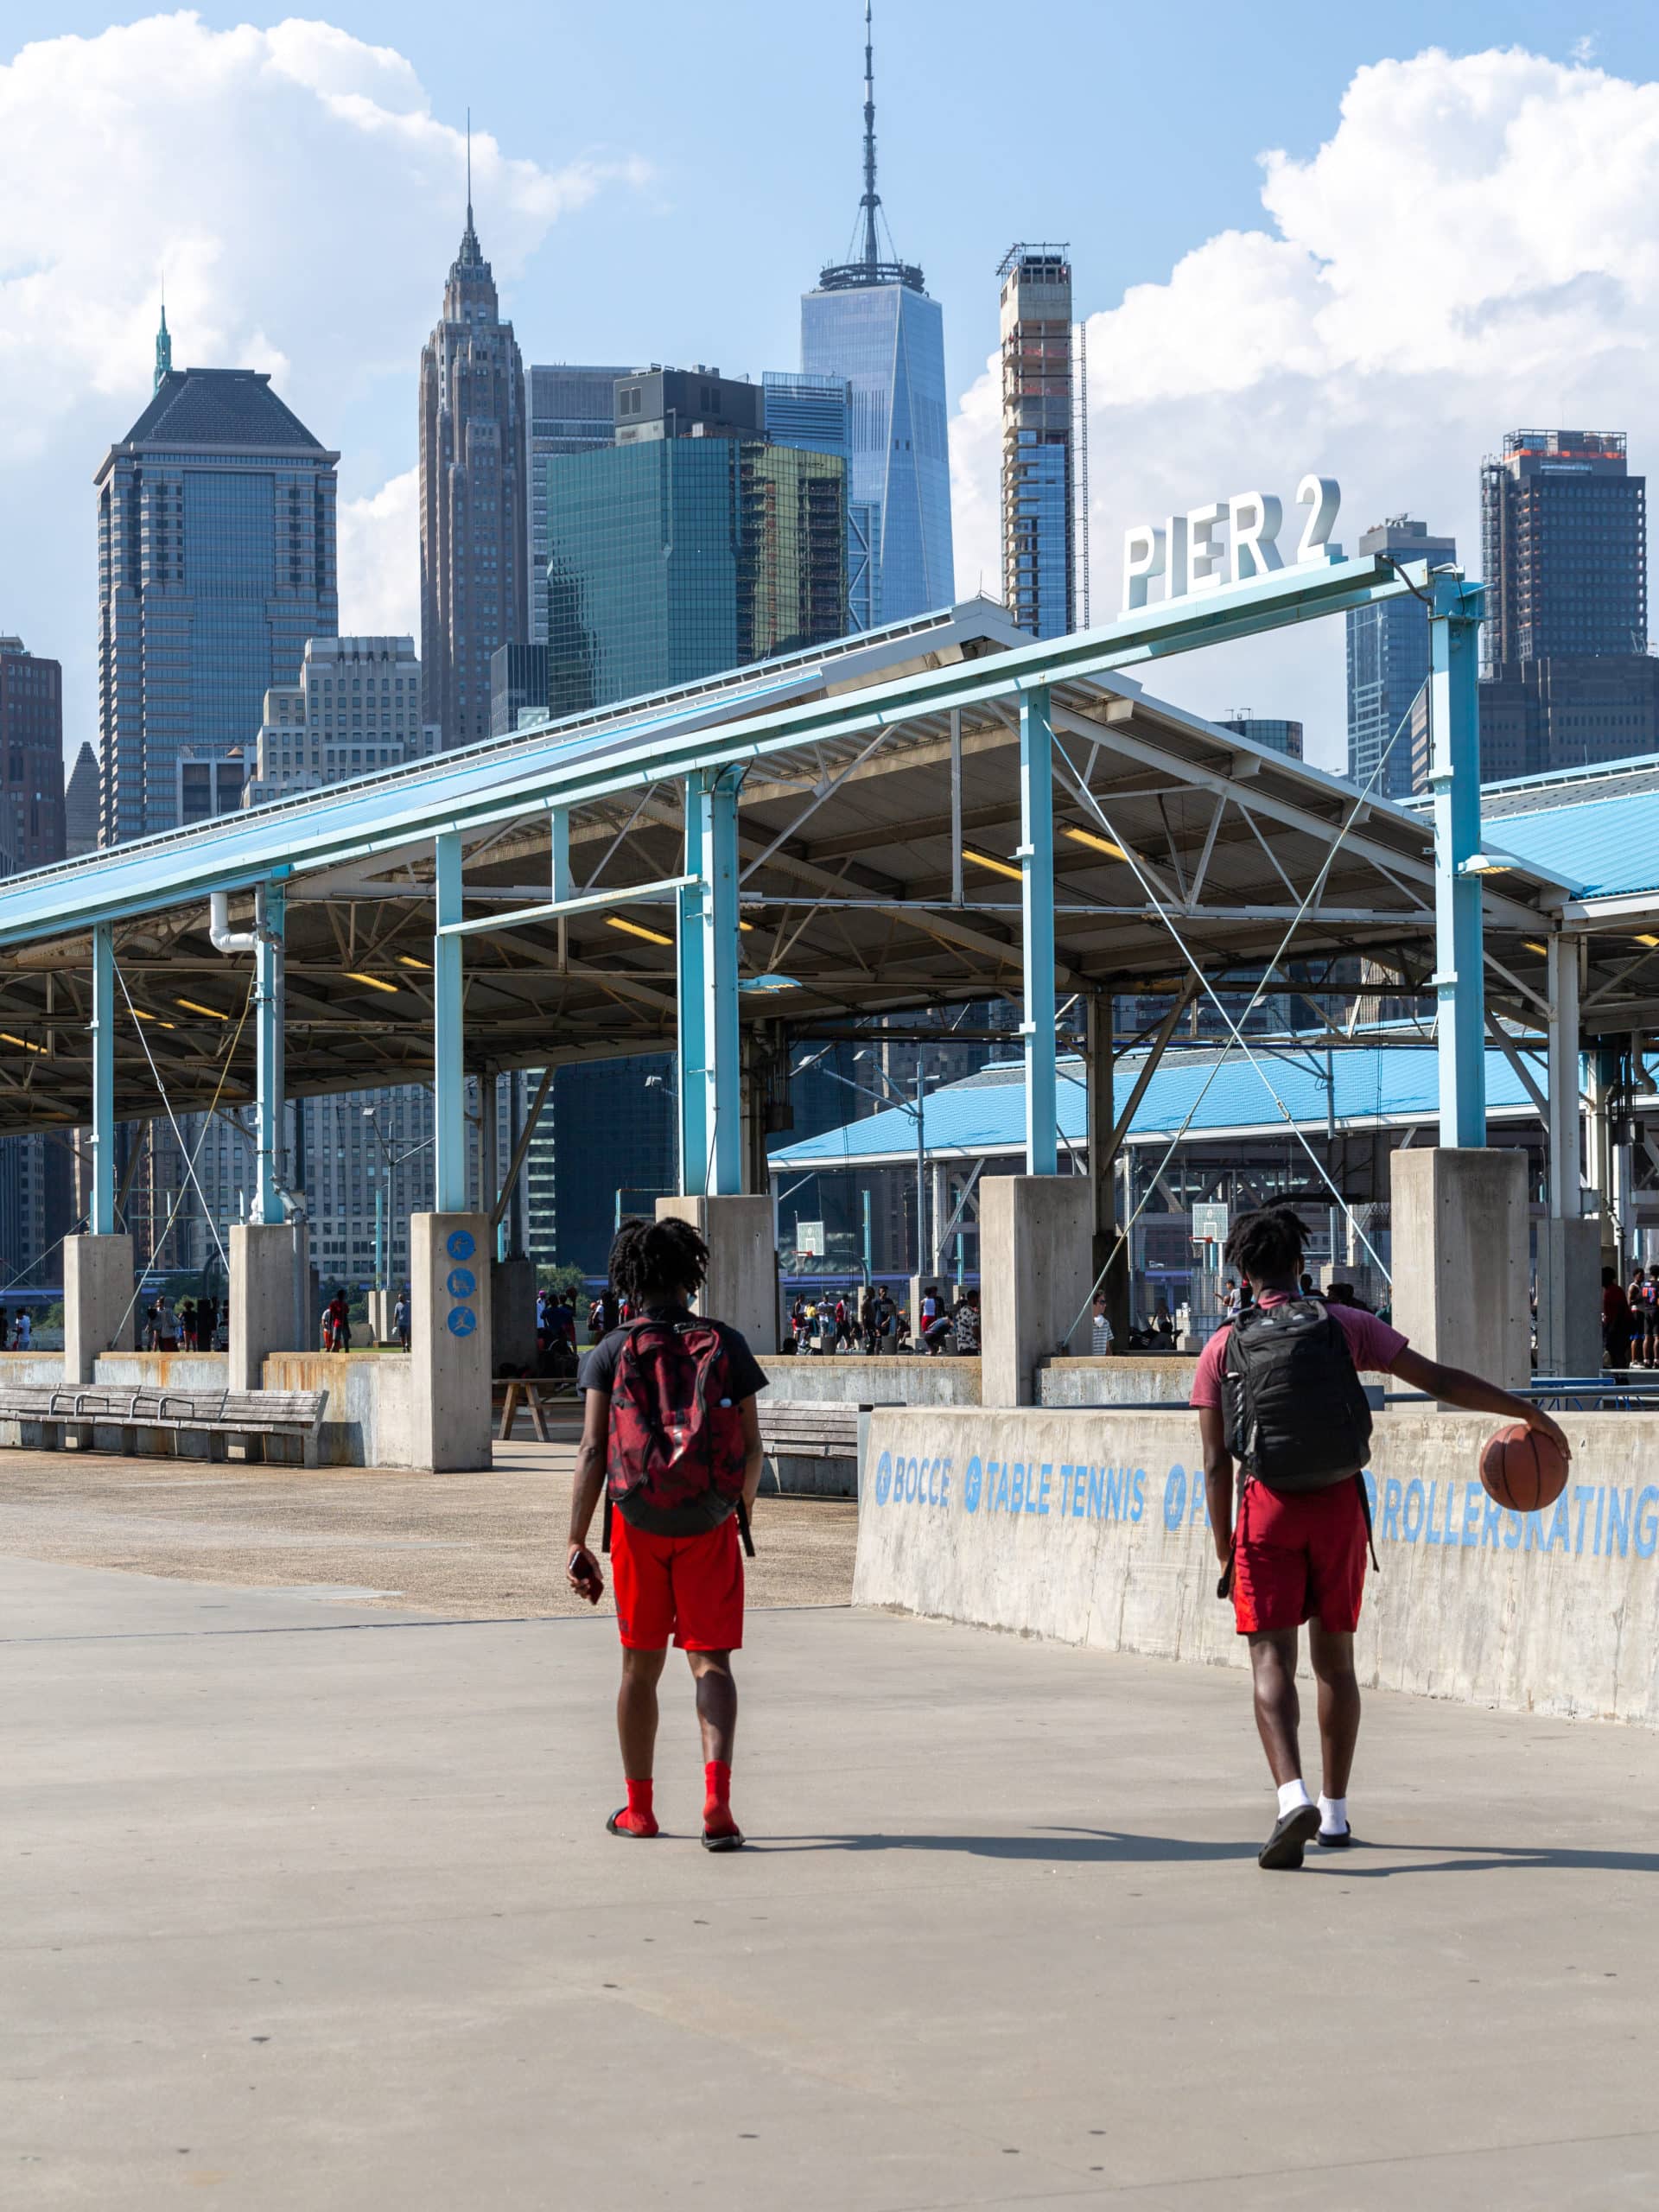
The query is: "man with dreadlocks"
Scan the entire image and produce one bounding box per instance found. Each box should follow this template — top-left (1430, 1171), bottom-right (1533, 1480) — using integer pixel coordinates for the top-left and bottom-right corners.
top-left (1193, 1204), bottom-right (1566, 1870)
top-left (568, 1215), bottom-right (767, 1850)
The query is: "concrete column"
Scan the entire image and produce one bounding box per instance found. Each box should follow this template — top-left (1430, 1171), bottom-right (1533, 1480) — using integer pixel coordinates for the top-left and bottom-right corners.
top-left (980, 1174), bottom-right (1094, 1408)
top-left (656, 1192), bottom-right (777, 1356)
top-left (410, 1212), bottom-right (493, 1471)
top-left (63, 1232), bottom-right (135, 1384)
top-left (490, 1255), bottom-right (537, 1373)
top-left (1535, 1217), bottom-right (1602, 1376)
top-left (228, 1221), bottom-right (308, 1393)
top-left (1389, 1148), bottom-right (1529, 1390)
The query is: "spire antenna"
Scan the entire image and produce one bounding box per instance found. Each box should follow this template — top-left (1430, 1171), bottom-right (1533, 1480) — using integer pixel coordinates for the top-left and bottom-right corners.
top-left (861, 0), bottom-right (880, 270)
top-left (154, 278), bottom-right (172, 393)
top-left (466, 107), bottom-right (473, 228)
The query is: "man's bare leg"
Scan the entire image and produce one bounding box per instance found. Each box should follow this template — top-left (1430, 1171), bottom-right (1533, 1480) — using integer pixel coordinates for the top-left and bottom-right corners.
top-left (1308, 1622), bottom-right (1360, 1843)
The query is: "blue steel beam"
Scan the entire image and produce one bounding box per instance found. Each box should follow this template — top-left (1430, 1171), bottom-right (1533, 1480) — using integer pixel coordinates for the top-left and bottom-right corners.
top-left (0, 556), bottom-right (1451, 952)
top-left (677, 779), bottom-right (709, 1196)
top-left (251, 883), bottom-right (286, 1224)
top-left (89, 921), bottom-right (115, 1236)
top-left (433, 830), bottom-right (467, 1212)
top-left (1427, 576), bottom-right (1487, 1147)
top-left (1019, 687), bottom-right (1058, 1176)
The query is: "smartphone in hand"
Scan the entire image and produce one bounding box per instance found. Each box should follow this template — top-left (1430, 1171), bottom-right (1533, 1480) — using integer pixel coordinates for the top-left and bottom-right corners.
top-left (567, 1547), bottom-right (604, 1605)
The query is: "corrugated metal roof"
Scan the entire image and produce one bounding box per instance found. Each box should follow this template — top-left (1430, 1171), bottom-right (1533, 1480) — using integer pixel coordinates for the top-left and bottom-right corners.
top-left (1488, 789), bottom-right (1659, 901)
top-left (770, 1043), bottom-right (1544, 1168)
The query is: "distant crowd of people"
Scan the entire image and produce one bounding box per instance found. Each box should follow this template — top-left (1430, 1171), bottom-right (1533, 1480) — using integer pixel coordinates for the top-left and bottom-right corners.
top-left (0, 1306), bottom-right (35, 1350)
top-left (140, 1293), bottom-right (219, 1351)
top-left (1599, 1263), bottom-right (1659, 1372)
top-left (780, 1285), bottom-right (983, 1356)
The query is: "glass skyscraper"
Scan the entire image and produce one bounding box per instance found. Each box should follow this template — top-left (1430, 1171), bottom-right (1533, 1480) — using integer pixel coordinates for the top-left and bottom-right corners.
top-left (799, 5), bottom-right (953, 626)
top-left (544, 435), bottom-right (846, 715)
top-left (1480, 429), bottom-right (1647, 672)
top-left (95, 365), bottom-right (338, 845)
top-left (1345, 517), bottom-right (1456, 798)
top-left (764, 370), bottom-right (876, 631)
top-left (998, 245), bottom-right (1075, 639)
top-left (528, 364), bottom-right (631, 643)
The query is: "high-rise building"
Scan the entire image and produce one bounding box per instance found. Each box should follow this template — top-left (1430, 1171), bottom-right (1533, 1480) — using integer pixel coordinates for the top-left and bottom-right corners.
top-left (528, 364), bottom-right (630, 645)
top-left (0, 637), bottom-right (66, 871)
top-left (1345, 517), bottom-right (1456, 798)
top-left (489, 642), bottom-right (550, 737)
top-left (1481, 430), bottom-right (1647, 672)
top-left (242, 635), bottom-right (435, 805)
top-left (613, 365), bottom-right (761, 444)
top-left (1216, 714), bottom-right (1303, 760)
top-left (544, 408), bottom-right (847, 715)
top-left (63, 742), bottom-right (99, 857)
top-left (800, 3), bottom-right (953, 626)
top-left (95, 353), bottom-right (338, 846)
top-left (419, 157), bottom-right (529, 750)
top-left (764, 369), bottom-right (875, 631)
top-left (997, 245), bottom-right (1075, 639)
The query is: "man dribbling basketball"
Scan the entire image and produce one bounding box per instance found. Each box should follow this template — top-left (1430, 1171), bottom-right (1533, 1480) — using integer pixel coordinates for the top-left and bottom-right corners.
top-left (1193, 1206), bottom-right (1569, 1871)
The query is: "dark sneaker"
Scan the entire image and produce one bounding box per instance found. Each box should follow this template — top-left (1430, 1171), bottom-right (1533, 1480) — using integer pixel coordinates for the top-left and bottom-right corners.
top-left (1259, 1802), bottom-right (1321, 1870)
top-left (1317, 1825), bottom-right (1353, 1849)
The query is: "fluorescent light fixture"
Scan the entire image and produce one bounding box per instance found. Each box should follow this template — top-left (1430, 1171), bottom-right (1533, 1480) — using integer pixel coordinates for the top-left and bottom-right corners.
top-left (963, 846), bottom-right (1023, 883)
top-left (131, 1008), bottom-right (177, 1029)
top-left (1063, 824), bottom-right (1128, 861)
top-left (1637, 935), bottom-right (1659, 950)
top-left (397, 954), bottom-right (431, 970)
top-left (346, 970), bottom-right (400, 995)
top-left (740, 972), bottom-right (801, 994)
top-left (1458, 850), bottom-right (1518, 876)
top-left (1524, 941), bottom-right (1548, 957)
top-left (1, 1032), bottom-right (44, 1054)
top-left (175, 998), bottom-right (229, 1020)
top-left (607, 913), bottom-right (673, 947)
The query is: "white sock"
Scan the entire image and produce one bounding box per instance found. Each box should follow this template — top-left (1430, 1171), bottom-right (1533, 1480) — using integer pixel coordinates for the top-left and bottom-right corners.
top-left (1276, 1779), bottom-right (1313, 1819)
top-left (1319, 1794), bottom-right (1348, 1835)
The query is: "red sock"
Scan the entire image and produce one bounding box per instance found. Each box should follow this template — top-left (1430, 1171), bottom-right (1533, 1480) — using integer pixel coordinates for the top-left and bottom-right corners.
top-left (614, 1777), bottom-right (657, 1836)
top-left (703, 1760), bottom-right (738, 1837)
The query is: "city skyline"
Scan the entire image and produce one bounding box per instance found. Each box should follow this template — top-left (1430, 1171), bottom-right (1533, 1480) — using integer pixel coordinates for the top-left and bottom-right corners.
top-left (8, 8), bottom-right (1659, 770)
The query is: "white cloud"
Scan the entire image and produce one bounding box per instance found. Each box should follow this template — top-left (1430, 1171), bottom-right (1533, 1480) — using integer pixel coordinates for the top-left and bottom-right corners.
top-left (0, 12), bottom-right (645, 746)
top-left (337, 467), bottom-right (419, 639)
top-left (952, 45), bottom-right (1659, 766)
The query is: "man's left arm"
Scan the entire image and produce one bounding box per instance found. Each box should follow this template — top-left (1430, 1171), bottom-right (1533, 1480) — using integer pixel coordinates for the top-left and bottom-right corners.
top-left (567, 1387), bottom-right (609, 1600)
top-left (739, 1396), bottom-right (764, 1510)
top-left (1198, 1403), bottom-right (1236, 1566)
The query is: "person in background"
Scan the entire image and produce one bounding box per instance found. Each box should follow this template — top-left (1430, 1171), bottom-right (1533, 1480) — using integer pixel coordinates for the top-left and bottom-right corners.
top-left (177, 1296), bottom-right (196, 1351)
top-left (1630, 1264), bottom-right (1659, 1370)
top-left (1603, 1266), bottom-right (1633, 1374)
top-left (1090, 1291), bottom-right (1115, 1357)
top-left (950, 1287), bottom-right (981, 1356)
top-left (198, 1294), bottom-right (218, 1352)
top-left (393, 1287), bottom-right (411, 1351)
top-left (921, 1287), bottom-right (952, 1356)
top-left (13, 1306), bottom-right (31, 1351)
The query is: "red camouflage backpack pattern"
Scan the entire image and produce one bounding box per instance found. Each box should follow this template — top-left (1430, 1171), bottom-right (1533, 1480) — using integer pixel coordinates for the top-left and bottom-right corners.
top-left (607, 1317), bottom-right (748, 1516)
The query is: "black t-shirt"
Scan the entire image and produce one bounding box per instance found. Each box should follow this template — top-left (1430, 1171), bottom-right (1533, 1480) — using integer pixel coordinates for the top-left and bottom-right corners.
top-left (578, 1304), bottom-right (769, 1534)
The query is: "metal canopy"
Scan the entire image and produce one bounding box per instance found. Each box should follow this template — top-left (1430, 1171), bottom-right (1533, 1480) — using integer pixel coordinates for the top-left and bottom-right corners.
top-left (0, 566), bottom-right (1582, 1137)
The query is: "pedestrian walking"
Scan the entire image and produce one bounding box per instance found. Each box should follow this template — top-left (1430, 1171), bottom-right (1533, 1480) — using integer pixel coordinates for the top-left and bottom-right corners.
top-left (566, 1216), bottom-right (766, 1851)
top-left (1603, 1266), bottom-right (1633, 1373)
top-left (1195, 1205), bottom-right (1568, 1871)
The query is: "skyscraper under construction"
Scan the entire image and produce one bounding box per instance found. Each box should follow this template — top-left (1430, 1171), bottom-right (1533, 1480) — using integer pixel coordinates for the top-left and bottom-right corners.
top-left (997, 245), bottom-right (1077, 639)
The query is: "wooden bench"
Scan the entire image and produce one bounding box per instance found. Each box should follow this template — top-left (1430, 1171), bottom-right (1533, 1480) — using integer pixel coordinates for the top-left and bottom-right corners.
top-left (757, 1403), bottom-right (862, 1460)
top-left (493, 1376), bottom-right (577, 1441)
top-left (0, 1385), bottom-right (328, 1465)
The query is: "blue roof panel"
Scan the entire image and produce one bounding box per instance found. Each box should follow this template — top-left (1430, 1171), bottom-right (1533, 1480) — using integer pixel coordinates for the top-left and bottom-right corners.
top-left (1486, 788), bottom-right (1659, 902)
top-left (770, 1044), bottom-right (1543, 1168)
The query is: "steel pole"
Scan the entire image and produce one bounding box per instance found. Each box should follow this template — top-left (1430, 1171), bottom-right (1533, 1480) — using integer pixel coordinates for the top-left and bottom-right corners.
top-left (1428, 578), bottom-right (1487, 1146)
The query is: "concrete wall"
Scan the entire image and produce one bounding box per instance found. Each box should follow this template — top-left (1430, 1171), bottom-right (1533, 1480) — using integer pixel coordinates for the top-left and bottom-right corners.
top-left (765, 1355), bottom-right (982, 1408)
top-left (656, 1192), bottom-right (778, 1357)
top-left (1039, 1357), bottom-right (1200, 1406)
top-left (856, 1405), bottom-right (1659, 1726)
top-left (410, 1212), bottom-right (493, 1472)
top-left (264, 1353), bottom-right (413, 1468)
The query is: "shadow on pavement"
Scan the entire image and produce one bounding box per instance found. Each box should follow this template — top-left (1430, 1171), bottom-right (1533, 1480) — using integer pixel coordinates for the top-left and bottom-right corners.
top-left (753, 1831), bottom-right (1659, 1874)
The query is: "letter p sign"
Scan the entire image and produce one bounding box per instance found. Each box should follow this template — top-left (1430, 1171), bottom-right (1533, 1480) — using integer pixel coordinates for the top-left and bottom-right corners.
top-left (1122, 523), bottom-right (1166, 612)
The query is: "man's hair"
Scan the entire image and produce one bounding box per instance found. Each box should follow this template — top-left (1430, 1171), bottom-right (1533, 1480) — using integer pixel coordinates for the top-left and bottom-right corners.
top-left (1223, 1205), bottom-right (1310, 1280)
top-left (607, 1214), bottom-right (710, 1305)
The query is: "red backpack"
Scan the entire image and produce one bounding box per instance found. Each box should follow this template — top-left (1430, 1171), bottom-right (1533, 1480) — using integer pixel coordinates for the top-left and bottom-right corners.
top-left (606, 1318), bottom-right (748, 1522)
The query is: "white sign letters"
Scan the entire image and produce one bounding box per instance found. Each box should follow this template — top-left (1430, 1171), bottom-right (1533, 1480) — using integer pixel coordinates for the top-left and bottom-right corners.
top-left (1122, 475), bottom-right (1342, 612)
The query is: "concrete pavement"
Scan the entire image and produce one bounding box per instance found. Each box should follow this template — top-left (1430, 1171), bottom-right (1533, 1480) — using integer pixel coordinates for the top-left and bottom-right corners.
top-left (6, 1554), bottom-right (1659, 2209)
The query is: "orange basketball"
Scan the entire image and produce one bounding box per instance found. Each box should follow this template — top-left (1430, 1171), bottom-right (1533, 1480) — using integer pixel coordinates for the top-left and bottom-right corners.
top-left (1479, 1422), bottom-right (1568, 1513)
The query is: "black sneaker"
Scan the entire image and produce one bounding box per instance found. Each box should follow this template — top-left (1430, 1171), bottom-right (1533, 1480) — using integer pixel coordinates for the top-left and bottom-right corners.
top-left (1259, 1802), bottom-right (1321, 1870)
top-left (1317, 1825), bottom-right (1353, 1849)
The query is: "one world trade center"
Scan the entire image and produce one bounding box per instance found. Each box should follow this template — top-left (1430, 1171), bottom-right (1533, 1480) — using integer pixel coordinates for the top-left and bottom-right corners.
top-left (801, 4), bottom-right (954, 628)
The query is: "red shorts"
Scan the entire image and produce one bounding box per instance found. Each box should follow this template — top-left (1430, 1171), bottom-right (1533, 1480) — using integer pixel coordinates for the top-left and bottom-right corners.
top-left (1231, 1478), bottom-right (1367, 1636)
top-left (611, 1513), bottom-right (744, 1652)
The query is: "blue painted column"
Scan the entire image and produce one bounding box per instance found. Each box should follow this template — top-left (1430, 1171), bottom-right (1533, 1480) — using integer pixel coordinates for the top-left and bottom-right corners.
top-left (676, 777), bottom-right (709, 1196)
top-left (1019, 685), bottom-right (1058, 1175)
top-left (701, 768), bottom-right (744, 1196)
top-left (433, 830), bottom-right (467, 1211)
top-left (89, 921), bottom-right (116, 1236)
top-left (1428, 578), bottom-right (1487, 1147)
top-left (251, 882), bottom-right (285, 1223)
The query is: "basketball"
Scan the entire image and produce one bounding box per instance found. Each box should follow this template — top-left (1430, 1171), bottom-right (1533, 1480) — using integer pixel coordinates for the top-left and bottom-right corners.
top-left (1479, 1422), bottom-right (1568, 1513)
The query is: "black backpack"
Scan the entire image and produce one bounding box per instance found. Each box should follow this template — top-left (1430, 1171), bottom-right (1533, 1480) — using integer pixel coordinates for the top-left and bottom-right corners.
top-left (1222, 1298), bottom-right (1373, 1493)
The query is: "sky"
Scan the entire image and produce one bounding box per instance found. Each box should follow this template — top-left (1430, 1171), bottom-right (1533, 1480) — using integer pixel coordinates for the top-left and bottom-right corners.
top-left (7, 1), bottom-right (1659, 775)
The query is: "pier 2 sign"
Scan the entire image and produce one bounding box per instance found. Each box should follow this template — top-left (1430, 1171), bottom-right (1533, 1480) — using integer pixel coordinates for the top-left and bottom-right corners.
top-left (1122, 476), bottom-right (1341, 611)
